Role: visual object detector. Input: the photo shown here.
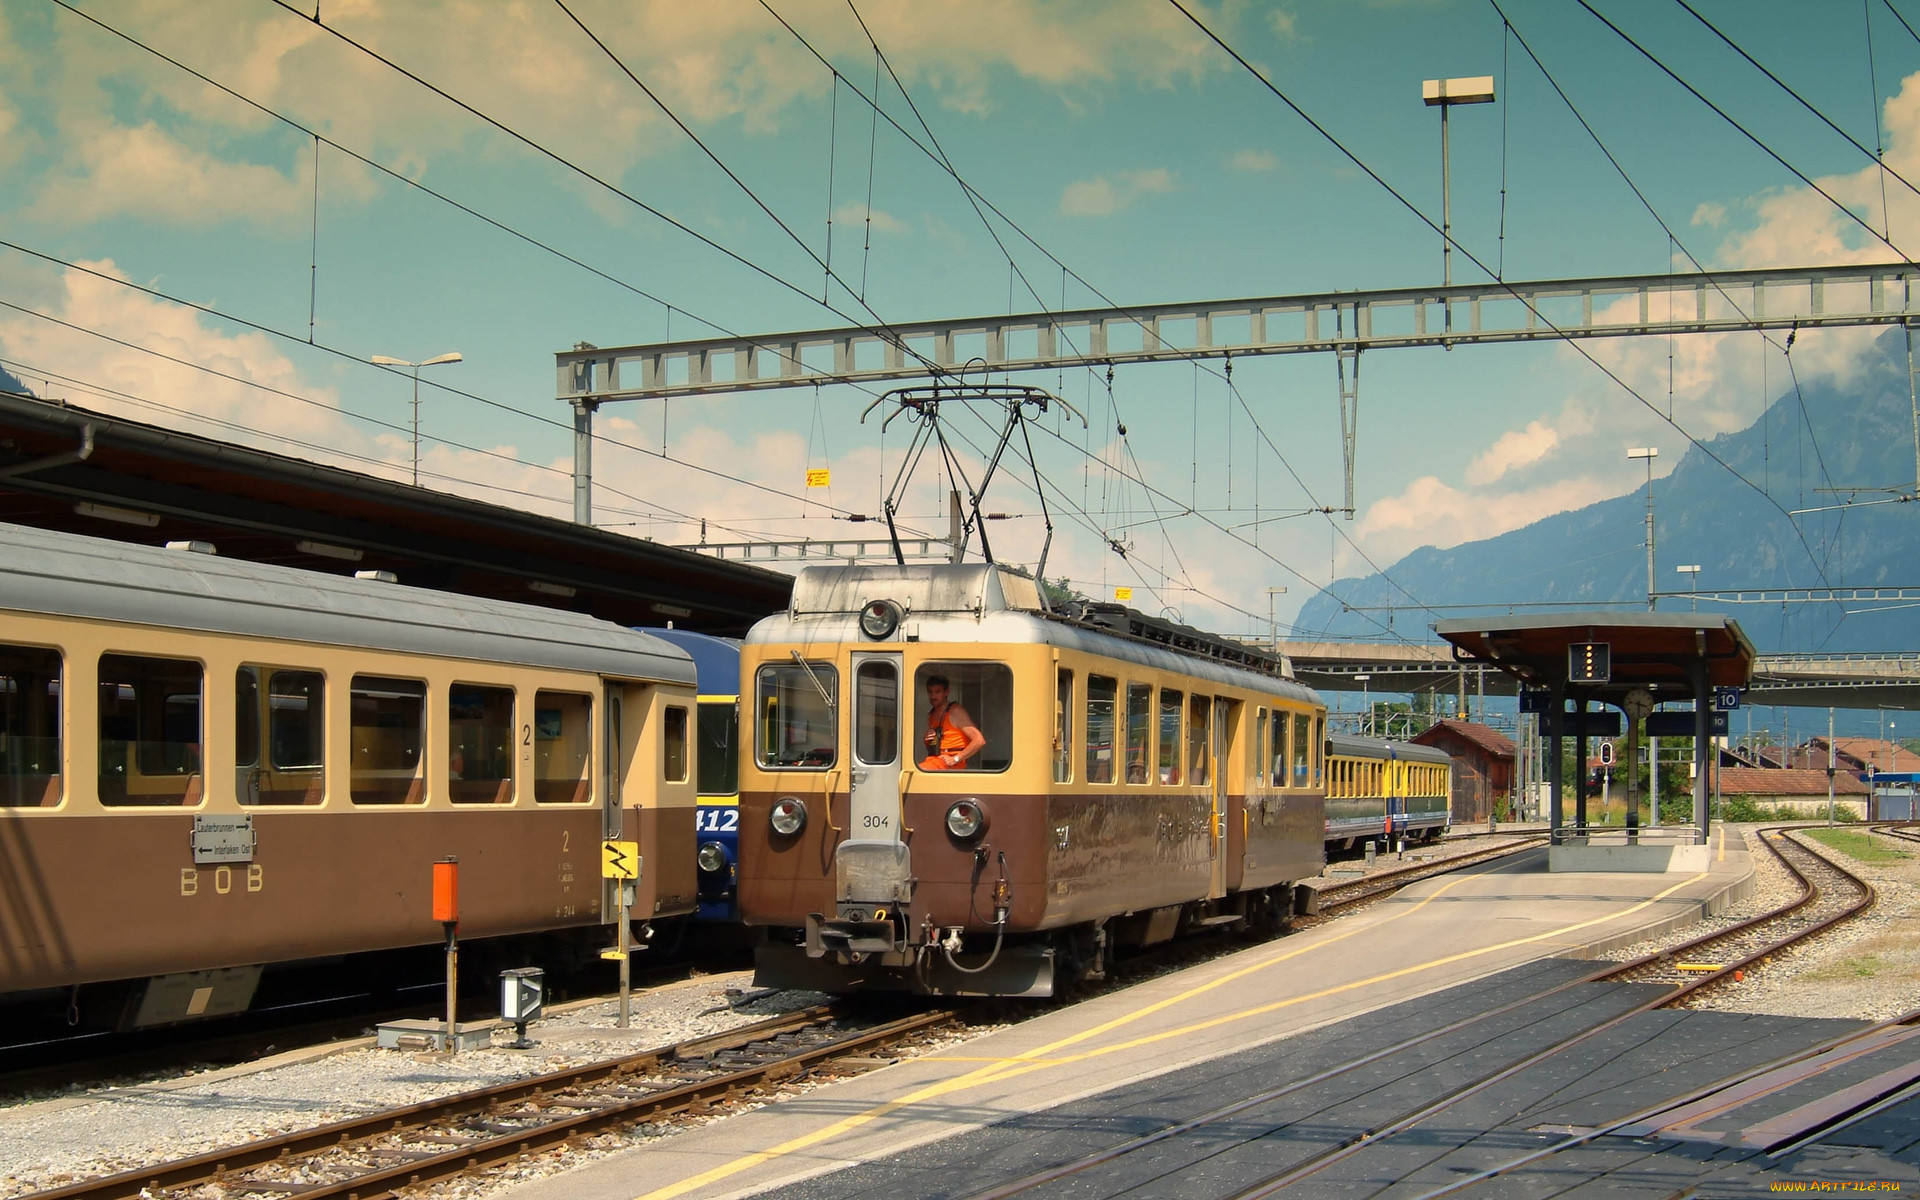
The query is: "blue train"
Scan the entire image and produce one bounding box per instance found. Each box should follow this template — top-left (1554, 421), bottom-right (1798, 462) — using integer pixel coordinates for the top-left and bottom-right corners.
top-left (643, 629), bottom-right (742, 921)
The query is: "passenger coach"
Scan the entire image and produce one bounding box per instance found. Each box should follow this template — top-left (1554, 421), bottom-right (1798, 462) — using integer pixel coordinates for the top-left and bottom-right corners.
top-left (0, 523), bottom-right (698, 1028)
top-left (738, 563), bottom-right (1328, 997)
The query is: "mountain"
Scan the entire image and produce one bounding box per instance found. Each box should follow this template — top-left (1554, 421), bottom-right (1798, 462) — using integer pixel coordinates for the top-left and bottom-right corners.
top-left (1294, 327), bottom-right (1920, 654)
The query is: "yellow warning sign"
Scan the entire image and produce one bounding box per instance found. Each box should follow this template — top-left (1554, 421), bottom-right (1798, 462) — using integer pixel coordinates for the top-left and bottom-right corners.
top-left (601, 840), bottom-right (639, 880)
top-left (1114, 586), bottom-right (1133, 601)
top-left (806, 468), bottom-right (831, 488)
top-left (599, 947), bottom-right (630, 961)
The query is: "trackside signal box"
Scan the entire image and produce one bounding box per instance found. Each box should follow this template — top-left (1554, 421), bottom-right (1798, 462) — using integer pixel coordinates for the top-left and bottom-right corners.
top-left (1568, 641), bottom-right (1611, 684)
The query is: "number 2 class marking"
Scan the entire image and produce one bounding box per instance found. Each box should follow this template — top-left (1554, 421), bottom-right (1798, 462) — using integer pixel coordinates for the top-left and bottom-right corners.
top-left (562, 830), bottom-right (571, 852)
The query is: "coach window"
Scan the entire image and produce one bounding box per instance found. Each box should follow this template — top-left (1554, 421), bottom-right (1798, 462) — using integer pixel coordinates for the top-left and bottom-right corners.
top-left (1273, 714), bottom-right (1291, 786)
top-left (1253, 710), bottom-right (1267, 786)
top-left (350, 676), bottom-right (426, 804)
top-left (533, 690), bottom-right (594, 802)
top-left (1157, 689), bottom-right (1182, 785)
top-left (1312, 717), bottom-right (1324, 786)
top-left (99, 653), bottom-right (202, 806)
top-left (664, 705), bottom-right (690, 783)
top-left (449, 685), bottom-right (514, 804)
top-left (1053, 669), bottom-right (1073, 783)
top-left (1293, 713), bottom-right (1312, 787)
top-left (757, 662), bottom-right (837, 770)
top-left (1085, 675), bottom-right (1117, 784)
top-left (1186, 694), bottom-right (1211, 788)
top-left (1125, 683), bottom-right (1151, 784)
top-left (1, 644), bottom-right (61, 807)
top-left (238, 667), bottom-right (325, 805)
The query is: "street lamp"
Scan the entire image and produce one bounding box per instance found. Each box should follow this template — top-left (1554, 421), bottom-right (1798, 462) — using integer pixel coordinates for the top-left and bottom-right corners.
top-left (1628, 447), bottom-right (1659, 610)
top-left (1354, 673), bottom-right (1372, 736)
top-left (1265, 586), bottom-right (1289, 652)
top-left (1423, 75), bottom-right (1496, 345)
top-left (1676, 564), bottom-right (1701, 611)
top-left (371, 352), bottom-right (464, 486)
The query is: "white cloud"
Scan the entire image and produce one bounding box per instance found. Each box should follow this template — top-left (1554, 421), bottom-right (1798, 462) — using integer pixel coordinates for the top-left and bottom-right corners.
top-left (1269, 10), bottom-right (1301, 43)
top-left (21, 0), bottom-right (1239, 229)
top-left (1691, 200), bottom-right (1727, 228)
top-left (30, 121), bottom-right (373, 228)
top-left (1229, 148), bottom-right (1277, 173)
top-left (1463, 418), bottom-right (1560, 486)
top-left (1354, 472), bottom-right (1619, 566)
top-left (1059, 167), bottom-right (1177, 217)
top-left (832, 202), bottom-right (905, 234)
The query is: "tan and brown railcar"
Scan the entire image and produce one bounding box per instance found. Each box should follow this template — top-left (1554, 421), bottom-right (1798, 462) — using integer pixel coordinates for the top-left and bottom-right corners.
top-left (0, 522), bottom-right (697, 1027)
top-left (738, 564), bottom-right (1326, 997)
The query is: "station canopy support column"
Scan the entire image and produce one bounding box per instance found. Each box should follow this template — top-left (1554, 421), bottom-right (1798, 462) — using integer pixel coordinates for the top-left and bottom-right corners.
top-left (1434, 614), bottom-right (1755, 861)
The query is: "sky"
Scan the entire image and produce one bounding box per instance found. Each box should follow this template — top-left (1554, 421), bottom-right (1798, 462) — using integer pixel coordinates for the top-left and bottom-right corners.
top-left (2, 0), bottom-right (1918, 645)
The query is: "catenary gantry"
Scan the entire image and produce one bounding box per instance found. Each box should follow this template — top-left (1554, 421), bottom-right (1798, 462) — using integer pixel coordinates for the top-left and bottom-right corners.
top-left (557, 262), bottom-right (1920, 523)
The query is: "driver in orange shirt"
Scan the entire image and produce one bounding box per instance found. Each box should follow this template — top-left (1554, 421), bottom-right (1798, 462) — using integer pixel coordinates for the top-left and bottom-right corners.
top-left (920, 674), bottom-right (987, 770)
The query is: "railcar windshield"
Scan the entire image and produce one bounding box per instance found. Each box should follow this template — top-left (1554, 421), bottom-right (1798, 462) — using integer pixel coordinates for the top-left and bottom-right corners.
top-left (757, 662), bottom-right (838, 769)
top-left (696, 700), bottom-right (738, 795)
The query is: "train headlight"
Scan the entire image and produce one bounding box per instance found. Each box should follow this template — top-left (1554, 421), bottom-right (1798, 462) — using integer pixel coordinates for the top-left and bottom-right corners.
top-left (945, 798), bottom-right (988, 841)
top-left (769, 797), bottom-right (808, 836)
top-left (859, 598), bottom-right (902, 640)
top-left (697, 841), bottom-right (729, 874)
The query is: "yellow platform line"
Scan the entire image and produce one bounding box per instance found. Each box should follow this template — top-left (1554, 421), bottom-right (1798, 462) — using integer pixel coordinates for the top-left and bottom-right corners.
top-left (632, 863), bottom-right (1703, 1200)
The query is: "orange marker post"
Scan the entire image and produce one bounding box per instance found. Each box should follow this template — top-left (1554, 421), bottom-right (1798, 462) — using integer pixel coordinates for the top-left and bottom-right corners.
top-left (433, 857), bottom-right (459, 1051)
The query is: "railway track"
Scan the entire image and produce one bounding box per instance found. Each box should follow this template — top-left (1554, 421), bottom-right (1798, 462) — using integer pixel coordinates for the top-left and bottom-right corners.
top-left (21, 1003), bottom-right (957, 1200)
top-left (958, 826), bottom-right (1882, 1200)
top-left (1309, 834), bottom-right (1548, 917)
top-left (10, 833), bottom-right (1557, 1200)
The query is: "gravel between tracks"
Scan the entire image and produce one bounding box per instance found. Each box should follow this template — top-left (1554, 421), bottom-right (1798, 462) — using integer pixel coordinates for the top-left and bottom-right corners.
top-left (0, 971), bottom-right (830, 1198)
top-left (1597, 824), bottom-right (1920, 1021)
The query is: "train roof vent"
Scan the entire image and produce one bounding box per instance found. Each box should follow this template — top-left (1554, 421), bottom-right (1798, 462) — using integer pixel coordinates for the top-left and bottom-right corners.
top-left (791, 563), bottom-right (1040, 618)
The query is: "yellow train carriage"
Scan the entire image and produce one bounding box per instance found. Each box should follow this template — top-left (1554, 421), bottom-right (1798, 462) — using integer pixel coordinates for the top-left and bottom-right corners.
top-left (736, 563), bottom-right (1327, 997)
top-left (0, 522), bottom-right (697, 1029)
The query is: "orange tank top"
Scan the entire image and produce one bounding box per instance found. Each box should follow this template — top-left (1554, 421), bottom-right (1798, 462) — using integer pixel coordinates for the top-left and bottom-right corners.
top-left (927, 704), bottom-right (968, 755)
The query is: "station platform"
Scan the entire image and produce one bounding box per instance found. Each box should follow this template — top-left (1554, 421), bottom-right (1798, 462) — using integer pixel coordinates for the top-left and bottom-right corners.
top-left (505, 834), bottom-right (1754, 1200)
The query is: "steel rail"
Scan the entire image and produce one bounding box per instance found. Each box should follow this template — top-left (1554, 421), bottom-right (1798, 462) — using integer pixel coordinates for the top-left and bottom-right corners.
top-left (956, 827), bottom-right (1874, 1200)
top-left (21, 1004), bottom-right (956, 1200)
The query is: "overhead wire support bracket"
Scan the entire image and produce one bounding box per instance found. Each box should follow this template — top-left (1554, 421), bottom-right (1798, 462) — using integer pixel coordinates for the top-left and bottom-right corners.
top-left (861, 383), bottom-right (1085, 600)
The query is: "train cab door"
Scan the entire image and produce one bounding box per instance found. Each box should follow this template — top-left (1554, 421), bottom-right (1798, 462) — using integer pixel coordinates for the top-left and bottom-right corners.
top-left (841, 653), bottom-right (910, 910)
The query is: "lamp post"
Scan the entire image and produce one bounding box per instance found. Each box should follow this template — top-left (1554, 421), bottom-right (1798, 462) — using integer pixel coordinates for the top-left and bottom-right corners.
top-left (1266, 586), bottom-right (1289, 652)
top-left (1628, 447), bottom-right (1659, 610)
top-left (1676, 564), bottom-right (1701, 611)
top-left (1422, 75), bottom-right (1496, 345)
top-left (371, 352), bottom-right (464, 486)
top-left (1354, 674), bottom-right (1372, 736)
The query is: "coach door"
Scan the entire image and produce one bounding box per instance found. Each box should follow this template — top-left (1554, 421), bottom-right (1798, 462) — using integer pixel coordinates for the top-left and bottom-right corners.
top-left (602, 685), bottom-right (624, 922)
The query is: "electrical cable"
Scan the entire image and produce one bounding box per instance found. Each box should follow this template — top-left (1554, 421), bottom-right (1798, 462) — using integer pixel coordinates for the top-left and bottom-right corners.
top-left (1168, 0), bottom-right (1839, 600)
top-left (261, 0), bottom-right (954, 380)
top-left (1577, 0), bottom-right (1916, 266)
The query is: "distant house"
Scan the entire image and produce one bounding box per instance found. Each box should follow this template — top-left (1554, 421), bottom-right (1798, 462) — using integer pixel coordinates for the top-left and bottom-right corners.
top-left (1806, 737), bottom-right (1920, 777)
top-left (1717, 766), bottom-right (1869, 818)
top-left (1411, 719), bottom-right (1515, 824)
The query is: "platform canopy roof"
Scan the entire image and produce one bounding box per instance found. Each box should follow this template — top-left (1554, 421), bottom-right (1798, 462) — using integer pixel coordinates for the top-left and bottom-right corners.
top-left (1432, 612), bottom-right (1755, 702)
top-left (0, 390), bottom-right (791, 635)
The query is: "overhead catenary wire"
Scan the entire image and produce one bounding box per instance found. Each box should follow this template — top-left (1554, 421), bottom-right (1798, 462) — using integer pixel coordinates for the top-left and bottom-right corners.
top-left (1166, 0), bottom-right (1840, 601)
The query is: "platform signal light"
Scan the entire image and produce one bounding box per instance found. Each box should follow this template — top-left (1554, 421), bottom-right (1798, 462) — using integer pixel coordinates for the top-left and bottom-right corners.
top-left (1569, 641), bottom-right (1611, 684)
